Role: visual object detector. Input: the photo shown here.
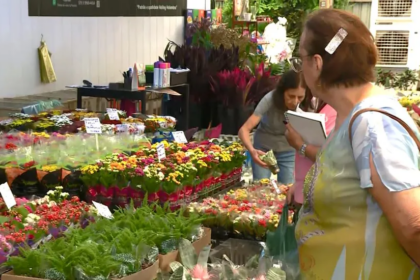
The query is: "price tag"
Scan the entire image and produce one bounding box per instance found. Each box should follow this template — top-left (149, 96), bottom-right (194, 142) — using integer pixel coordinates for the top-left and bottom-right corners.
top-left (84, 118), bottom-right (102, 134)
top-left (116, 124), bottom-right (128, 132)
top-left (0, 119), bottom-right (13, 126)
top-left (271, 180), bottom-right (281, 194)
top-left (0, 183), bottom-right (16, 209)
top-left (106, 108), bottom-right (120, 120)
top-left (156, 143), bottom-right (166, 161)
top-left (172, 131), bottom-right (188, 143)
top-left (136, 124), bottom-right (146, 134)
top-left (92, 201), bottom-right (113, 219)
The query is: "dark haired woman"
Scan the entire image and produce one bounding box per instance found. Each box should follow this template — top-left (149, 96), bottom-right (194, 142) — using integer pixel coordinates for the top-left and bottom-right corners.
top-left (238, 70), bottom-right (305, 184)
top-left (288, 9), bottom-right (420, 279)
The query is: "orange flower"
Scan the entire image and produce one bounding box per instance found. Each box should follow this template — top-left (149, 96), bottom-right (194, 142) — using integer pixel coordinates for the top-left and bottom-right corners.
top-left (209, 145), bottom-right (221, 152)
top-left (127, 157), bottom-right (137, 165)
top-left (109, 162), bottom-right (125, 171)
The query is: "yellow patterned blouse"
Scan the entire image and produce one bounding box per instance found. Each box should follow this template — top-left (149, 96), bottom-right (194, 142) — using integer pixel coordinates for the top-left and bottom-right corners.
top-left (296, 96), bottom-right (420, 280)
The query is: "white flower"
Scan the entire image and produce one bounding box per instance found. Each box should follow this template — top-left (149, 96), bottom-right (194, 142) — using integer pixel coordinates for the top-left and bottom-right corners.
top-left (48, 201), bottom-right (57, 208)
top-left (158, 172), bottom-right (164, 181)
top-left (47, 190), bottom-right (55, 195)
top-left (60, 192), bottom-right (69, 197)
top-left (56, 186), bottom-right (64, 190)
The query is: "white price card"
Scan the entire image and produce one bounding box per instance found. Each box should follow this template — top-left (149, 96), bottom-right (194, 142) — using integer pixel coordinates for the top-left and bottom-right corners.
top-left (0, 182), bottom-right (16, 209)
top-left (271, 180), bottom-right (281, 194)
top-left (116, 124), bottom-right (128, 132)
top-left (84, 118), bottom-right (102, 134)
top-left (106, 108), bottom-right (120, 120)
top-left (156, 143), bottom-right (166, 161)
top-left (172, 131), bottom-right (188, 143)
top-left (92, 201), bottom-right (113, 219)
top-left (0, 119), bottom-right (13, 126)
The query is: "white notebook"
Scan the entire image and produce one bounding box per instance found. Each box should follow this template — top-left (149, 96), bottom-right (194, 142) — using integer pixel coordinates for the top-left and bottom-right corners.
top-left (285, 110), bottom-right (327, 146)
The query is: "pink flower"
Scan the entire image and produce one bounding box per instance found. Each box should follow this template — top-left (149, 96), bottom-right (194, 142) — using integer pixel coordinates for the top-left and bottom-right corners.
top-left (190, 265), bottom-right (212, 280)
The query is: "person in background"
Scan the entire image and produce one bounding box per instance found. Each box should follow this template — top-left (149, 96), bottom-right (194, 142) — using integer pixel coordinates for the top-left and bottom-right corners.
top-left (238, 70), bottom-right (306, 184)
top-left (287, 9), bottom-right (420, 279)
top-left (286, 90), bottom-right (337, 205)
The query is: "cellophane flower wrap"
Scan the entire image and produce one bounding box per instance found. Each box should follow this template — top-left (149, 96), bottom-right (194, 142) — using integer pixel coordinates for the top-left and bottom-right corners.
top-left (189, 180), bottom-right (291, 240)
top-left (260, 150), bottom-right (279, 174)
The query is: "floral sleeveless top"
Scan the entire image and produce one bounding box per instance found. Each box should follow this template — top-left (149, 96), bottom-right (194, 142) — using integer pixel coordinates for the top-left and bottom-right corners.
top-left (296, 95), bottom-right (420, 280)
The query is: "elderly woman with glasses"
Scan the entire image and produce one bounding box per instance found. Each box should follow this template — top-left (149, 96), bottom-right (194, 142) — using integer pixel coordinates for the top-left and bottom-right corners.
top-left (285, 9), bottom-right (420, 279)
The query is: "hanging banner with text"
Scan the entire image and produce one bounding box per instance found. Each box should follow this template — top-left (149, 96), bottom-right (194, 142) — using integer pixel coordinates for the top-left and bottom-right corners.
top-left (29, 0), bottom-right (187, 17)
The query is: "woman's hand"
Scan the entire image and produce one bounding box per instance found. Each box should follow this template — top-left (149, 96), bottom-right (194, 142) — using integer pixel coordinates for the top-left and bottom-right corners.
top-left (251, 149), bottom-right (268, 168)
top-left (287, 184), bottom-right (295, 204)
top-left (285, 123), bottom-right (305, 150)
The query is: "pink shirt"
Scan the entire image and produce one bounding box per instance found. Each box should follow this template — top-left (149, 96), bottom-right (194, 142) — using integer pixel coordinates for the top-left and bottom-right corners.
top-left (294, 104), bottom-right (337, 204)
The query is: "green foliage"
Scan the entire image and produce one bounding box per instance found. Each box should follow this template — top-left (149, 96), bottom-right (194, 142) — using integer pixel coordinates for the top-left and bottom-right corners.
top-left (376, 68), bottom-right (419, 90)
top-left (394, 70), bottom-right (419, 91)
top-left (6, 203), bottom-right (205, 280)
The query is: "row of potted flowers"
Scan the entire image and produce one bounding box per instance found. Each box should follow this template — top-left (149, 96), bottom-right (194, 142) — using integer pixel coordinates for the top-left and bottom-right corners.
top-left (188, 179), bottom-right (292, 241)
top-left (4, 201), bottom-right (209, 280)
top-left (0, 110), bottom-right (176, 134)
top-left (80, 140), bottom-right (246, 209)
top-left (0, 187), bottom-right (97, 265)
top-left (0, 132), bottom-right (150, 197)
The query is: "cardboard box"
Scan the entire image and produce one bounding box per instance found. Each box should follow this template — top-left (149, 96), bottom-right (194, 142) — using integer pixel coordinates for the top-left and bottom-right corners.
top-left (158, 227), bottom-right (211, 272)
top-left (2, 260), bottom-right (159, 280)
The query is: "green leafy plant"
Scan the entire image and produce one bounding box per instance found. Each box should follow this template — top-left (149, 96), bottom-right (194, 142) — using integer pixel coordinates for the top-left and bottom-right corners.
top-left (6, 201), bottom-right (205, 279)
top-left (394, 69), bottom-right (419, 91)
top-left (376, 68), bottom-right (396, 88)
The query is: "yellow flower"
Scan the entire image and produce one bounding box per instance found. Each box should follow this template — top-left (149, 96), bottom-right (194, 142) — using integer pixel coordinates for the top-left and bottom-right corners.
top-left (80, 164), bottom-right (99, 175)
top-left (41, 165), bottom-right (60, 172)
top-left (151, 140), bottom-right (169, 149)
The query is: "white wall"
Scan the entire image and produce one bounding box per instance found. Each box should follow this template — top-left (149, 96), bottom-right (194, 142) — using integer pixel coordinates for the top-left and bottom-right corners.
top-left (187, 0), bottom-right (211, 10)
top-left (0, 0), bottom-right (185, 98)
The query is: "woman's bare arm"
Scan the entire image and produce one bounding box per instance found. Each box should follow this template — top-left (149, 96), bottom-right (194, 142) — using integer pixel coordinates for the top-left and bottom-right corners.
top-left (369, 155), bottom-right (420, 265)
top-left (238, 114), bottom-right (261, 152)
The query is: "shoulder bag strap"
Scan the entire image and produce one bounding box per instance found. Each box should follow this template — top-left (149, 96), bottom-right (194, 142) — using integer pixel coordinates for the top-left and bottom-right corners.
top-left (348, 108), bottom-right (420, 151)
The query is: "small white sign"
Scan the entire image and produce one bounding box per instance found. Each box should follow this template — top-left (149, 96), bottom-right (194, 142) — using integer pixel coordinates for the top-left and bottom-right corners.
top-left (0, 119), bottom-right (13, 126)
top-left (0, 183), bottom-right (16, 209)
top-left (106, 108), bottom-right (120, 120)
top-left (76, 108), bottom-right (87, 112)
top-left (172, 131), bottom-right (188, 143)
top-left (271, 180), bottom-right (281, 194)
top-left (92, 201), bottom-right (113, 219)
top-left (84, 118), bottom-right (102, 134)
top-left (116, 124), bottom-right (128, 132)
top-left (156, 143), bottom-right (166, 161)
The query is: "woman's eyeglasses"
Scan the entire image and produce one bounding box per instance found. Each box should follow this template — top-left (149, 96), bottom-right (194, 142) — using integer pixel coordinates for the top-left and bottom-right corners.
top-left (289, 57), bottom-right (303, 73)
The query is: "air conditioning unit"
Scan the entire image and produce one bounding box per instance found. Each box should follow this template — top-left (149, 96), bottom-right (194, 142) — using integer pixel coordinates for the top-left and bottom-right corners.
top-left (371, 0), bottom-right (420, 23)
top-left (370, 24), bottom-right (420, 69)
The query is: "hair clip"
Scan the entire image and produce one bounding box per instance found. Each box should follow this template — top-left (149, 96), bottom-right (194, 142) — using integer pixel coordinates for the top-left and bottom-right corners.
top-left (325, 28), bottom-right (348, 55)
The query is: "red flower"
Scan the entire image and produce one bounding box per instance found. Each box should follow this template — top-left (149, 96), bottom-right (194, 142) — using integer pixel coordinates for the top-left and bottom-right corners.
top-left (258, 219), bottom-right (267, 227)
top-left (23, 161), bottom-right (35, 168)
top-left (5, 143), bottom-right (17, 150)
